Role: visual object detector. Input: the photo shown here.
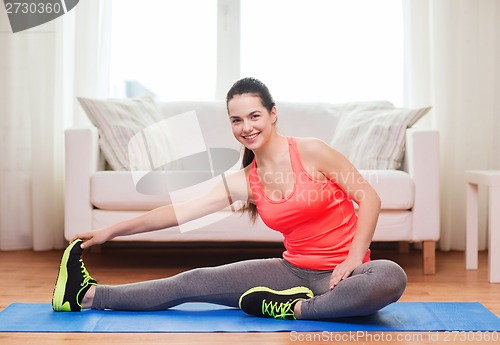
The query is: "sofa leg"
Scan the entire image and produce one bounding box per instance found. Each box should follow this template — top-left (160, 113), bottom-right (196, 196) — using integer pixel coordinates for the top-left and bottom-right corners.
top-left (423, 241), bottom-right (436, 274)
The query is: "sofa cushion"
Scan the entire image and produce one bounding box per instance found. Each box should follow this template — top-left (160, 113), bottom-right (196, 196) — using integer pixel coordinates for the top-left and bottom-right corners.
top-left (91, 169), bottom-right (414, 211)
top-left (331, 105), bottom-right (431, 169)
top-left (359, 170), bottom-right (414, 210)
top-left (371, 210), bottom-right (413, 241)
top-left (91, 171), bottom-right (170, 210)
top-left (91, 152), bottom-right (242, 210)
top-left (78, 95), bottom-right (165, 171)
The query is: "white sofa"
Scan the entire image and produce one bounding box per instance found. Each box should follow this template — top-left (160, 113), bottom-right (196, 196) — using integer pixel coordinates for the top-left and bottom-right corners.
top-left (65, 101), bottom-right (440, 273)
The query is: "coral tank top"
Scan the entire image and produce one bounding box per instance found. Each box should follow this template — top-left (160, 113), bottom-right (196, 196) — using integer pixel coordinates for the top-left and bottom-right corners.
top-left (249, 137), bottom-right (370, 270)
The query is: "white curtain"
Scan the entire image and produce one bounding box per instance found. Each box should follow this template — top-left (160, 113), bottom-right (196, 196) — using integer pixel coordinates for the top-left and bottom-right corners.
top-left (0, 1), bottom-right (111, 250)
top-left (403, 0), bottom-right (500, 250)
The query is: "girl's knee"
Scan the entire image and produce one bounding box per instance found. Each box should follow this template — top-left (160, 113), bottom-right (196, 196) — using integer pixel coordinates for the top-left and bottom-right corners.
top-left (369, 259), bottom-right (407, 300)
top-left (382, 260), bottom-right (407, 299)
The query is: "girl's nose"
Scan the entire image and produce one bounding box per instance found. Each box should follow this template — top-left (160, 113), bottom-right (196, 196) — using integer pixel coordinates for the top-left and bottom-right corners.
top-left (242, 120), bottom-right (253, 133)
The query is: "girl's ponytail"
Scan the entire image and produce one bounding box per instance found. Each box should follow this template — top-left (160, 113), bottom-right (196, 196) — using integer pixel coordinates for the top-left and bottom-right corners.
top-left (241, 147), bottom-right (258, 223)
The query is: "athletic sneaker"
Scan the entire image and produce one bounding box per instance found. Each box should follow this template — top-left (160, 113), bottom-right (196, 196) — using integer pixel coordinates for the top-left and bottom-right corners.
top-left (239, 286), bottom-right (314, 320)
top-left (52, 239), bottom-right (97, 312)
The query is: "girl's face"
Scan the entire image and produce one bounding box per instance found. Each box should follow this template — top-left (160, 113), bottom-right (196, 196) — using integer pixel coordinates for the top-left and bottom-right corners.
top-left (227, 94), bottom-right (277, 151)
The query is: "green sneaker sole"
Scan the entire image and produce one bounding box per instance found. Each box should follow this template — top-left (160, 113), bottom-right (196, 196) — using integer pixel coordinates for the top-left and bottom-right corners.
top-left (52, 240), bottom-right (80, 312)
top-left (238, 286), bottom-right (314, 309)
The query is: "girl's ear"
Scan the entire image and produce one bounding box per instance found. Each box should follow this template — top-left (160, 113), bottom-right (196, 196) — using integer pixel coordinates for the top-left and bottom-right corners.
top-left (271, 106), bottom-right (277, 123)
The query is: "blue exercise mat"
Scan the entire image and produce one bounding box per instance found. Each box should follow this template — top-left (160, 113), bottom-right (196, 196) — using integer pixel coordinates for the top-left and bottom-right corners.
top-left (0, 302), bottom-right (499, 333)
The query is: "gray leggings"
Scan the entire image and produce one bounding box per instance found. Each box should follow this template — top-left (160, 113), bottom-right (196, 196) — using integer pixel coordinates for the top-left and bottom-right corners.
top-left (92, 258), bottom-right (407, 320)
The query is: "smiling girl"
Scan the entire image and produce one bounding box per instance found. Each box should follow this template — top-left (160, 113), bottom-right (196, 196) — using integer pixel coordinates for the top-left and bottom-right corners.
top-left (52, 77), bottom-right (407, 320)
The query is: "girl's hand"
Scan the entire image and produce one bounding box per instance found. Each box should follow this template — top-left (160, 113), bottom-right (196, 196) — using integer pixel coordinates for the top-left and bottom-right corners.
top-left (71, 228), bottom-right (114, 249)
top-left (329, 257), bottom-right (362, 289)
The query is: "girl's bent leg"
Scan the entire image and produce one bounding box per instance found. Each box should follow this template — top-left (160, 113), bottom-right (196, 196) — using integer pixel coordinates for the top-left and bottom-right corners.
top-left (91, 258), bottom-right (306, 311)
top-left (299, 259), bottom-right (407, 320)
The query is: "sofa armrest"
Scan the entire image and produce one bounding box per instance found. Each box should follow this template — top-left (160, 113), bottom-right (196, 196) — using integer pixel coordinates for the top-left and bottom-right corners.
top-left (64, 128), bottom-right (104, 240)
top-left (402, 128), bottom-right (440, 241)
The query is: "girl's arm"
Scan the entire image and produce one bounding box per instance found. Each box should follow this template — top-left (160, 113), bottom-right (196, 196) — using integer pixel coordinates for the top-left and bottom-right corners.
top-left (298, 138), bottom-right (381, 288)
top-left (73, 168), bottom-right (250, 249)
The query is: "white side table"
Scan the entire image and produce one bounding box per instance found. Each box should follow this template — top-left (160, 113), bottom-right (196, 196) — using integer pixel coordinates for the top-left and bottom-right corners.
top-left (465, 170), bottom-right (500, 283)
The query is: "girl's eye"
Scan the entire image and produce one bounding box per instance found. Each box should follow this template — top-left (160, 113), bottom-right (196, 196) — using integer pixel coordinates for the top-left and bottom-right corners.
top-left (232, 119), bottom-right (241, 124)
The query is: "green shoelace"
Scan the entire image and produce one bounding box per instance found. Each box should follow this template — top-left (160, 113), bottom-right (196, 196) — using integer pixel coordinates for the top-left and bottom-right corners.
top-left (261, 298), bottom-right (301, 320)
top-left (75, 259), bottom-right (96, 307)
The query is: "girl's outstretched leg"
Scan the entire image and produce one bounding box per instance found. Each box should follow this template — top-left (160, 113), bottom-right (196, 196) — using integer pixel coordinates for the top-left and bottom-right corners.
top-left (90, 257), bottom-right (305, 311)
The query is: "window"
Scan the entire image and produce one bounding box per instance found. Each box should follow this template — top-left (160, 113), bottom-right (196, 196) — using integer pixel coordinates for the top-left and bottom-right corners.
top-left (109, 0), bottom-right (217, 100)
top-left (241, 0), bottom-right (404, 105)
top-left (109, 0), bottom-right (403, 105)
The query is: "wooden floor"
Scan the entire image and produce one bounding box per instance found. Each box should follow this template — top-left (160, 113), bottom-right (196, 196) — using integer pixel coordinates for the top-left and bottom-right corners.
top-left (0, 244), bottom-right (499, 344)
